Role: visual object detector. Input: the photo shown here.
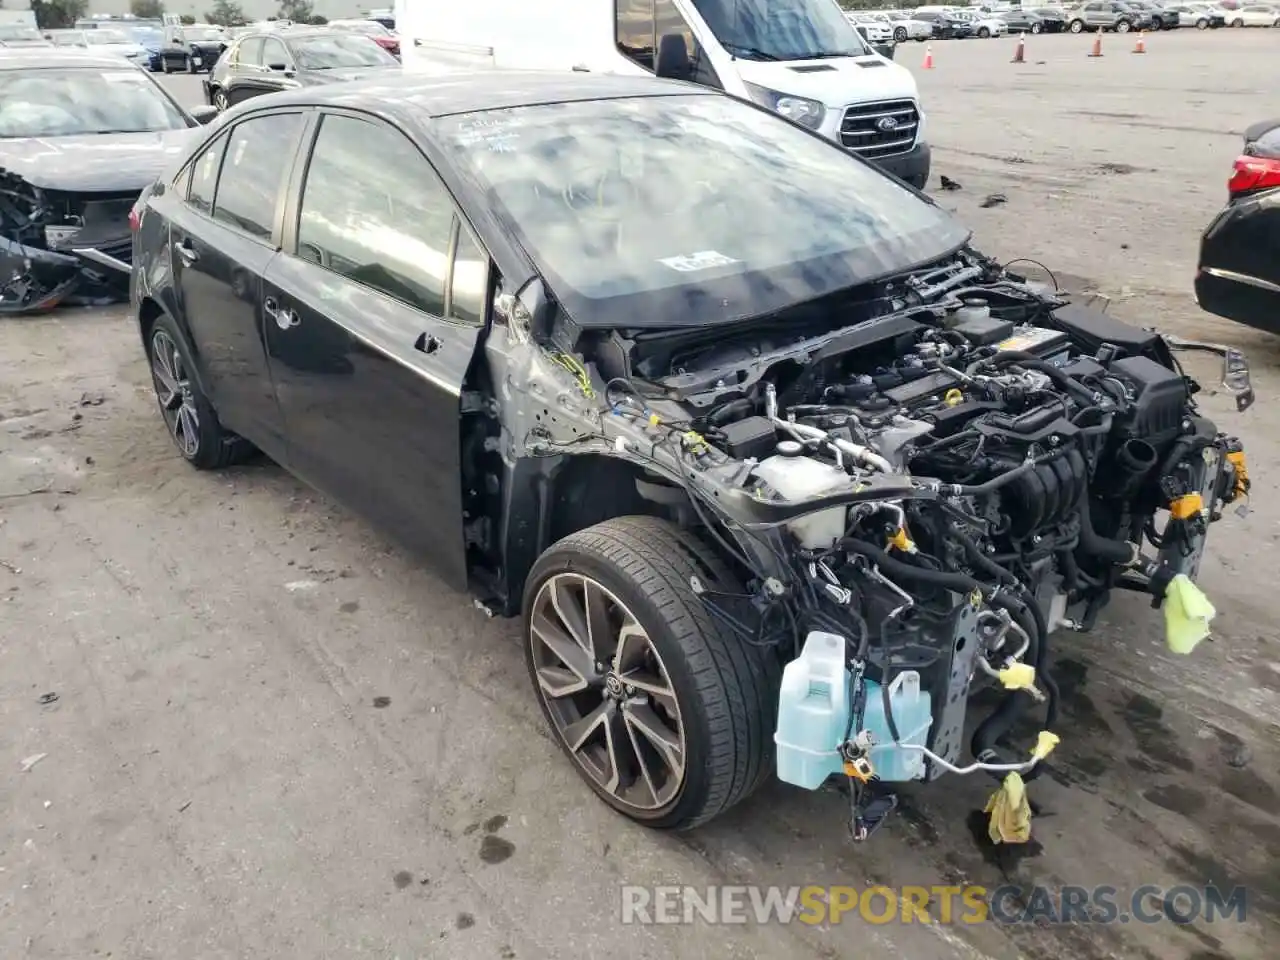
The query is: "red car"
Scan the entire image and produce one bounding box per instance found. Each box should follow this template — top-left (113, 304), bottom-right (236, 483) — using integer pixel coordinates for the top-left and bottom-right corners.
top-left (327, 19), bottom-right (400, 59)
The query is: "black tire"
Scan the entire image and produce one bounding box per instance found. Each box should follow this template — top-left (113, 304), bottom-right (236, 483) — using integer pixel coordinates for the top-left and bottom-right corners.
top-left (978, 26), bottom-right (991, 37)
top-left (186, 54), bottom-right (196, 74)
top-left (1231, 18), bottom-right (1243, 27)
top-left (1197, 18), bottom-right (1209, 28)
top-left (145, 311), bottom-right (254, 470)
top-left (1031, 22), bottom-right (1043, 34)
top-left (1069, 18), bottom-right (1085, 33)
top-left (1116, 19), bottom-right (1132, 32)
top-left (894, 27), bottom-right (908, 42)
top-left (524, 516), bottom-right (781, 830)
top-left (160, 56), bottom-right (170, 74)
top-left (212, 87), bottom-right (229, 111)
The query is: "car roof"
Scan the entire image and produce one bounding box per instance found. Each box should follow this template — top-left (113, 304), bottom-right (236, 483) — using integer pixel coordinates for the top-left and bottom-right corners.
top-left (243, 69), bottom-right (703, 119)
top-left (0, 49), bottom-right (143, 70)
top-left (239, 28), bottom-right (334, 42)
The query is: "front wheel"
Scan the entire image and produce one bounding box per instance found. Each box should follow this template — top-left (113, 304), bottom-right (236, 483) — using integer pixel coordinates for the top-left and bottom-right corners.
top-left (160, 56), bottom-right (171, 74)
top-left (146, 313), bottom-right (254, 470)
top-left (212, 87), bottom-right (229, 111)
top-left (978, 26), bottom-right (991, 37)
top-left (1232, 18), bottom-right (1243, 26)
top-left (185, 55), bottom-right (196, 74)
top-left (1116, 19), bottom-right (1132, 32)
top-left (524, 516), bottom-right (781, 831)
top-left (1197, 18), bottom-right (1209, 28)
top-left (1031, 22), bottom-right (1043, 34)
top-left (1069, 19), bottom-right (1085, 33)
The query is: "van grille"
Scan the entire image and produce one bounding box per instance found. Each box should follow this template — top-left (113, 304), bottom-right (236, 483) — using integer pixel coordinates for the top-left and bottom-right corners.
top-left (840, 99), bottom-right (919, 159)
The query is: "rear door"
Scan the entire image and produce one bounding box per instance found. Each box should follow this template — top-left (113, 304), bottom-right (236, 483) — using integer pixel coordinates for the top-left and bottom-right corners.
top-left (259, 36), bottom-right (299, 92)
top-left (164, 109), bottom-right (309, 459)
top-left (228, 36), bottom-right (264, 102)
top-left (261, 110), bottom-right (490, 590)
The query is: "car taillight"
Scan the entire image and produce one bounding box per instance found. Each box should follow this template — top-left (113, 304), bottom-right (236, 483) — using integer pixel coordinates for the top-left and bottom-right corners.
top-left (1227, 154), bottom-right (1280, 198)
top-left (129, 208), bottom-right (140, 232)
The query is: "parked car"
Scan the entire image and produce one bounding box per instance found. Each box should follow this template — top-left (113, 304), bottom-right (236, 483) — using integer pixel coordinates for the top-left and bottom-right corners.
top-left (1228, 3), bottom-right (1280, 23)
top-left (0, 50), bottom-right (216, 313)
top-left (1167, 2), bottom-right (1228, 25)
top-left (912, 10), bottom-right (976, 37)
top-left (80, 26), bottom-right (152, 66)
top-left (0, 24), bottom-right (52, 48)
top-left (1196, 119), bottom-right (1280, 335)
top-left (157, 25), bottom-right (229, 74)
top-left (1026, 6), bottom-right (1070, 30)
top-left (998, 9), bottom-right (1048, 31)
top-left (953, 10), bottom-right (1010, 35)
top-left (45, 28), bottom-right (89, 48)
top-left (1067, 1), bottom-right (1142, 31)
top-left (327, 18), bottom-right (401, 58)
top-left (1123, 0), bottom-right (1182, 27)
top-left (848, 13), bottom-right (894, 43)
top-left (204, 28), bottom-right (400, 112)
top-left (127, 69), bottom-right (1252, 840)
top-left (877, 12), bottom-right (934, 41)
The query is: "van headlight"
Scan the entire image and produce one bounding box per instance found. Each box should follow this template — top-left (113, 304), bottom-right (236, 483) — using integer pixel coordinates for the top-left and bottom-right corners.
top-left (743, 83), bottom-right (826, 131)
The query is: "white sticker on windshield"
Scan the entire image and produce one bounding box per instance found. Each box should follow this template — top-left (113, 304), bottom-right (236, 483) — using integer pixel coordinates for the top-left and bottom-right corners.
top-left (454, 116), bottom-right (521, 153)
top-left (658, 251), bottom-right (740, 273)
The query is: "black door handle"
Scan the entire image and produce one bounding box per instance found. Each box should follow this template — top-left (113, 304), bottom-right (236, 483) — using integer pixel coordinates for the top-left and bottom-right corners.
top-left (263, 297), bottom-right (299, 330)
top-left (414, 333), bottom-right (442, 355)
top-left (175, 239), bottom-right (198, 264)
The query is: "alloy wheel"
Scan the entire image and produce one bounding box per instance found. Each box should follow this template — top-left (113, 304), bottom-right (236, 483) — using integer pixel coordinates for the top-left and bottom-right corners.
top-left (214, 90), bottom-right (229, 111)
top-left (149, 329), bottom-right (200, 458)
top-left (529, 572), bottom-right (686, 812)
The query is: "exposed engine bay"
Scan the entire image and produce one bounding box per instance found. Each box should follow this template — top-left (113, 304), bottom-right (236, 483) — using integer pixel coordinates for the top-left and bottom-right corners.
top-left (500, 249), bottom-right (1255, 841)
top-left (1, 171), bottom-right (134, 314)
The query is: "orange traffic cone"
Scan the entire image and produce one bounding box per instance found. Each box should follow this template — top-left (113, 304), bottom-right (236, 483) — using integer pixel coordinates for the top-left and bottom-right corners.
top-left (923, 44), bottom-right (934, 69)
top-left (1011, 32), bottom-right (1026, 63)
top-left (1088, 32), bottom-right (1103, 57)
top-left (1133, 31), bottom-right (1146, 53)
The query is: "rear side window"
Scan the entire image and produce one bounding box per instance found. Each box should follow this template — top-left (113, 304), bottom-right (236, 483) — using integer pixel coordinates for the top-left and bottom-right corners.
top-left (212, 112), bottom-right (304, 241)
top-left (188, 132), bottom-right (227, 215)
top-left (237, 37), bottom-right (264, 66)
top-left (295, 113), bottom-right (456, 316)
top-left (261, 38), bottom-right (289, 67)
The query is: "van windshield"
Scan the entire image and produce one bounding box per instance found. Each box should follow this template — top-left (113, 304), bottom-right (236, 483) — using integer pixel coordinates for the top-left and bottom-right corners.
top-left (691, 0), bottom-right (870, 60)
top-left (440, 94), bottom-right (968, 330)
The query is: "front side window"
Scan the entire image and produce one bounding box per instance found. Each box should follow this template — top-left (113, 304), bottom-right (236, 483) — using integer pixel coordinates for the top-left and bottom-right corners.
top-left (689, 0), bottom-right (869, 60)
top-left (438, 95), bottom-right (969, 330)
top-left (296, 114), bottom-right (455, 316)
top-left (238, 37), bottom-right (264, 66)
top-left (261, 38), bottom-right (289, 68)
top-left (450, 227), bottom-right (489, 325)
top-left (212, 113), bottom-right (304, 241)
top-left (0, 67), bottom-right (188, 138)
top-left (616, 0), bottom-right (723, 86)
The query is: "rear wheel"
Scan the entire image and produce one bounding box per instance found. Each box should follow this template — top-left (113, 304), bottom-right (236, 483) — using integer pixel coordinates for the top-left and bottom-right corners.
top-left (212, 87), bottom-right (229, 111)
top-left (1069, 18), bottom-right (1085, 33)
top-left (978, 26), bottom-right (991, 37)
top-left (186, 54), bottom-right (196, 74)
top-left (146, 313), bottom-right (254, 470)
top-left (1116, 19), bottom-right (1132, 32)
top-left (160, 56), bottom-right (171, 74)
top-left (524, 516), bottom-right (781, 830)
top-left (1197, 18), bottom-right (1209, 28)
top-left (895, 27), bottom-right (908, 41)
top-left (1031, 22), bottom-right (1043, 34)
top-left (1232, 17), bottom-right (1243, 26)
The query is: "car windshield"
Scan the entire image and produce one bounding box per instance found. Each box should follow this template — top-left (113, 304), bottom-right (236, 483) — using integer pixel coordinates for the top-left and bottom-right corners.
top-left (85, 29), bottom-right (130, 45)
top-left (0, 26), bottom-right (45, 42)
top-left (293, 34), bottom-right (395, 68)
top-left (0, 67), bottom-right (188, 137)
top-left (129, 27), bottom-right (163, 44)
top-left (49, 32), bottom-right (87, 46)
top-left (690, 0), bottom-right (871, 60)
top-left (186, 28), bottom-right (225, 41)
top-left (439, 95), bottom-right (968, 330)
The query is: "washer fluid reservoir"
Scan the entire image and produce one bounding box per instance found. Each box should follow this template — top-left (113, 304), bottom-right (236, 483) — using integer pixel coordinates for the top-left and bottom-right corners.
top-left (753, 452), bottom-right (851, 549)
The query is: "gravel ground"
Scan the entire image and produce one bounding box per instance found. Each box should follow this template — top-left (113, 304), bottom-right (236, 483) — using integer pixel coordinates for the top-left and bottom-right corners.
top-left (2, 33), bottom-right (1277, 960)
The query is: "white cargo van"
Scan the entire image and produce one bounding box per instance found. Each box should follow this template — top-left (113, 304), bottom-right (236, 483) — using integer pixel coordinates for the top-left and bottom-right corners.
top-left (394, 0), bottom-right (931, 188)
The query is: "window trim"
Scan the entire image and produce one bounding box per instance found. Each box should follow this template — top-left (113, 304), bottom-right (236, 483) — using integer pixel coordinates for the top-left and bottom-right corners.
top-left (282, 107), bottom-right (494, 325)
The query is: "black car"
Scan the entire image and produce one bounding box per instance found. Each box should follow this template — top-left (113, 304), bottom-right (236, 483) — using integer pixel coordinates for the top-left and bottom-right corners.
top-left (999, 10), bottom-right (1048, 31)
top-left (913, 12), bottom-right (976, 37)
top-left (1124, 0), bottom-right (1182, 27)
top-left (157, 25), bottom-right (229, 74)
top-left (129, 71), bottom-right (1251, 841)
top-left (0, 50), bottom-right (216, 314)
top-left (204, 28), bottom-right (399, 112)
top-left (1196, 119), bottom-right (1280, 335)
top-left (1027, 7), bottom-right (1070, 29)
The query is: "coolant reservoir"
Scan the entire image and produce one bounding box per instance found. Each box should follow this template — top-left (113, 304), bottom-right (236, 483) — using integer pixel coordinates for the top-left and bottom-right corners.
top-left (862, 671), bottom-right (932, 782)
top-left (753, 453), bottom-right (850, 549)
top-left (775, 631), bottom-right (850, 789)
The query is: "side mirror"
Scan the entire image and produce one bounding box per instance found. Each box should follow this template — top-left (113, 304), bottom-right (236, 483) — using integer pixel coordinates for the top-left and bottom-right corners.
top-left (874, 41), bottom-right (897, 60)
top-left (189, 104), bottom-right (219, 125)
top-left (268, 61), bottom-right (288, 71)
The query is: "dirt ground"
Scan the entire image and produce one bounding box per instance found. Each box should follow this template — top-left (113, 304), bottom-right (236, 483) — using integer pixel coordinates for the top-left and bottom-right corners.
top-left (2, 30), bottom-right (1277, 960)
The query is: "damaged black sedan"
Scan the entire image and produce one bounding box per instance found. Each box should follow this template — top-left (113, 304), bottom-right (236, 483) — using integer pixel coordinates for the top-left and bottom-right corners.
top-left (0, 50), bottom-right (217, 314)
top-left (130, 73), bottom-right (1253, 844)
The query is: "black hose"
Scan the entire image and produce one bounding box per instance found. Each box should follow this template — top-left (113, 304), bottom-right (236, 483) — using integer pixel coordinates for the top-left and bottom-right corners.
top-left (981, 351), bottom-right (1099, 407)
top-left (956, 531), bottom-right (1021, 589)
top-left (1074, 483), bottom-right (1134, 565)
top-left (842, 539), bottom-right (986, 595)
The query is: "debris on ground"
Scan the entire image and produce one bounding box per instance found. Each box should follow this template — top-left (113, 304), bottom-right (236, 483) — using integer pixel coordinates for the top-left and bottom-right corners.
top-left (939, 174), bottom-right (962, 191)
top-left (37, 692), bottom-right (58, 705)
top-left (77, 392), bottom-right (106, 407)
top-left (980, 193), bottom-right (1008, 208)
top-left (20, 752), bottom-right (48, 773)
top-left (0, 559), bottom-right (20, 574)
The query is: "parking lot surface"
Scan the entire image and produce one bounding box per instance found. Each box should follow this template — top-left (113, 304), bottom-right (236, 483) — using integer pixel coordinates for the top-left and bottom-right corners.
top-left (3, 32), bottom-right (1277, 960)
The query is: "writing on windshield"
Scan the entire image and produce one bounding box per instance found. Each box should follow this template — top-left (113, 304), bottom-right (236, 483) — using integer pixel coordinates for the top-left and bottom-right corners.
top-left (691, 0), bottom-right (869, 60)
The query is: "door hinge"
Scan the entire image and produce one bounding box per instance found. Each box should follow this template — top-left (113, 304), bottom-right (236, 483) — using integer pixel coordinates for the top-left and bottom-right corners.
top-left (460, 391), bottom-right (495, 416)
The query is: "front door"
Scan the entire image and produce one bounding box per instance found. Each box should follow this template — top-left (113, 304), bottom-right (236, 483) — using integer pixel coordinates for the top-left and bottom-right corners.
top-left (262, 111), bottom-right (488, 590)
top-left (162, 109), bottom-right (308, 458)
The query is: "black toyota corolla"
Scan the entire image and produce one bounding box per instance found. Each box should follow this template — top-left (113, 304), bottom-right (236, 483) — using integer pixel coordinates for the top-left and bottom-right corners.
top-left (129, 72), bottom-right (1250, 841)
